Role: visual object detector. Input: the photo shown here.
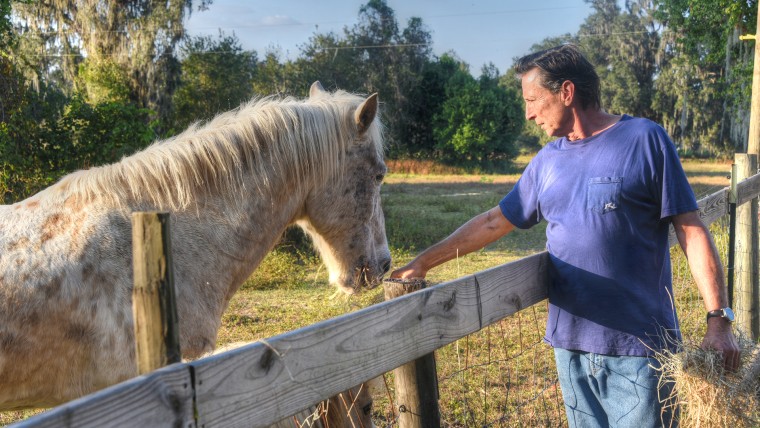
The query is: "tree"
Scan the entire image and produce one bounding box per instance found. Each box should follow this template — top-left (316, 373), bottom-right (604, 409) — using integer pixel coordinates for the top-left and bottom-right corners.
top-left (0, 88), bottom-right (155, 202)
top-left (170, 32), bottom-right (257, 133)
top-left (576, 0), bottom-right (659, 119)
top-left (433, 55), bottom-right (524, 163)
top-left (344, 0), bottom-right (433, 148)
top-left (393, 52), bottom-right (459, 157)
top-left (654, 0), bottom-right (756, 153)
top-left (1, 0), bottom-right (21, 123)
top-left (252, 50), bottom-right (300, 96)
top-left (292, 31), bottom-right (364, 94)
top-left (12, 0), bottom-right (212, 124)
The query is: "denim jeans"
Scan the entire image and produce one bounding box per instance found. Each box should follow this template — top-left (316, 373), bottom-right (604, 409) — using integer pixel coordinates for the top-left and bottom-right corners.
top-left (554, 348), bottom-right (676, 428)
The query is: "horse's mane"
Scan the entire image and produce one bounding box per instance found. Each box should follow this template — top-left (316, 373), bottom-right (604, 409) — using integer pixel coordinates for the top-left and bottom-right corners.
top-left (58, 90), bottom-right (384, 210)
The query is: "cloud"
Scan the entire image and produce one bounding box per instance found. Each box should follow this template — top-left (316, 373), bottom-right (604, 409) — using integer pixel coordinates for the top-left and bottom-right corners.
top-left (259, 15), bottom-right (300, 26)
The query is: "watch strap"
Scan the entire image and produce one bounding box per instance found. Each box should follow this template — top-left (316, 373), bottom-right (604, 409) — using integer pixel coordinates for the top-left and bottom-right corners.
top-left (706, 307), bottom-right (734, 323)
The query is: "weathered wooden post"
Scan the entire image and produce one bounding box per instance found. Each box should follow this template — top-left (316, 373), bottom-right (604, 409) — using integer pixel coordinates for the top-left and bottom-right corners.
top-left (734, 154), bottom-right (759, 339)
top-left (383, 279), bottom-right (441, 428)
top-left (740, 5), bottom-right (760, 340)
top-left (132, 212), bottom-right (181, 374)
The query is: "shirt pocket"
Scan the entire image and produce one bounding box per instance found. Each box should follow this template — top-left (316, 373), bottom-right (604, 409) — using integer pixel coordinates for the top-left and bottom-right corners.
top-left (587, 177), bottom-right (623, 214)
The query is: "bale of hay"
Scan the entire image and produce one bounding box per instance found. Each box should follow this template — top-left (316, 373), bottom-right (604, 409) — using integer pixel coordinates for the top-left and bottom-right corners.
top-left (654, 333), bottom-right (760, 428)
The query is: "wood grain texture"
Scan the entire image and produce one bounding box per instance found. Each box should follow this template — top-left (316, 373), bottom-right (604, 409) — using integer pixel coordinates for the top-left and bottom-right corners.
top-left (189, 261), bottom-right (552, 427)
top-left (131, 212), bottom-right (181, 374)
top-left (10, 365), bottom-right (193, 428)
top-left (668, 188), bottom-right (729, 247)
top-left (737, 172), bottom-right (760, 207)
top-left (383, 280), bottom-right (441, 428)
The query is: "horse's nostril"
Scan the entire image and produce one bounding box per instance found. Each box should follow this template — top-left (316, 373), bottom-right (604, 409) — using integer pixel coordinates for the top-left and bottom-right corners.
top-left (382, 259), bottom-right (391, 274)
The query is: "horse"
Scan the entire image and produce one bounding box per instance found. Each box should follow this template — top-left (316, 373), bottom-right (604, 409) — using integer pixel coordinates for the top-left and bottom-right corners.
top-left (0, 81), bottom-right (391, 411)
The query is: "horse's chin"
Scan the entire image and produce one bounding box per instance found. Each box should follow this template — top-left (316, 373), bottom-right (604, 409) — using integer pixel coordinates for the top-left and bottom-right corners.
top-left (334, 273), bottom-right (384, 295)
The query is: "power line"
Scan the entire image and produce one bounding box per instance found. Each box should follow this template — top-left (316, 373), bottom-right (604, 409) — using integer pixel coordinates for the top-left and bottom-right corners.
top-left (17, 28), bottom-right (669, 59)
top-left (16, 5), bottom-right (589, 35)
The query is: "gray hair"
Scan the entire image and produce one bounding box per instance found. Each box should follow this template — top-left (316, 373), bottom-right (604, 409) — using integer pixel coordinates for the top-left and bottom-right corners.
top-left (515, 44), bottom-right (601, 111)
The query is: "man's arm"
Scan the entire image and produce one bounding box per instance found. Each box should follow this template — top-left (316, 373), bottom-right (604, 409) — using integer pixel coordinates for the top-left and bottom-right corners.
top-left (671, 210), bottom-right (740, 370)
top-left (391, 206), bottom-right (515, 279)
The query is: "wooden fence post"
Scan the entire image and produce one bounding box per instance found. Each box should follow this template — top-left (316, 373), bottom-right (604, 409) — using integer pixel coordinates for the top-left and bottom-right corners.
top-left (132, 212), bottom-right (181, 375)
top-left (384, 280), bottom-right (441, 428)
top-left (734, 155), bottom-right (759, 340)
top-left (741, 1), bottom-right (760, 340)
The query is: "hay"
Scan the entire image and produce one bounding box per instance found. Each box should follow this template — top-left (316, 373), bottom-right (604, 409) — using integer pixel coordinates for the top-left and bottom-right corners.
top-left (654, 333), bottom-right (760, 428)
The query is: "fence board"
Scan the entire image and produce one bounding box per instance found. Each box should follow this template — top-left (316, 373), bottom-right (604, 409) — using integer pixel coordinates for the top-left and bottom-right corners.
top-left (477, 252), bottom-right (551, 326)
top-left (191, 254), bottom-right (552, 427)
top-left (737, 172), bottom-right (760, 207)
top-left (668, 188), bottom-right (729, 247)
top-left (10, 365), bottom-right (193, 428)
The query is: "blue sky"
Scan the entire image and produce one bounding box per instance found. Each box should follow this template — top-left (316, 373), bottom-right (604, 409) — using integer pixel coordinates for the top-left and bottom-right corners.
top-left (184, 0), bottom-right (595, 76)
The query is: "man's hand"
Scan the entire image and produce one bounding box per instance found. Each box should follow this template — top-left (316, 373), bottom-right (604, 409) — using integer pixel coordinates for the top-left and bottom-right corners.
top-left (701, 318), bottom-right (741, 371)
top-left (390, 260), bottom-right (427, 281)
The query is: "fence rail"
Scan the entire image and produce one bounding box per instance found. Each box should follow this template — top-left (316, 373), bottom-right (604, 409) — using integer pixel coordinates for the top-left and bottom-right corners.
top-left (11, 170), bottom-right (760, 428)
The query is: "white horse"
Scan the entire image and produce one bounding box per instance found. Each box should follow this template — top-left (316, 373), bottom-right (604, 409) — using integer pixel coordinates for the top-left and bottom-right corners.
top-left (0, 82), bottom-right (391, 410)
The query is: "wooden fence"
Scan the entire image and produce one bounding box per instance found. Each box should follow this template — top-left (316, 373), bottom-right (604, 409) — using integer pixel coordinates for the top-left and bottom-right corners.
top-left (9, 166), bottom-right (760, 428)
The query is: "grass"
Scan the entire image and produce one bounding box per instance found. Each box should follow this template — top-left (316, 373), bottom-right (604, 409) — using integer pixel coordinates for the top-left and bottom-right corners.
top-left (0, 155), bottom-right (747, 427)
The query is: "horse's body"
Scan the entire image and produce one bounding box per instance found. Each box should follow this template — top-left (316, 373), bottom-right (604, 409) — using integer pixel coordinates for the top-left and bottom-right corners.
top-left (0, 82), bottom-right (391, 410)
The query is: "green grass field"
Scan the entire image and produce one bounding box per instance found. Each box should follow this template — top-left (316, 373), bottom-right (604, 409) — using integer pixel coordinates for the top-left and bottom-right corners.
top-left (0, 156), bottom-right (738, 426)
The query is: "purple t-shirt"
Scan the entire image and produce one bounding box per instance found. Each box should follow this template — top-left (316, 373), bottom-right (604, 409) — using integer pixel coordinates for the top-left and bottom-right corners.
top-left (499, 115), bottom-right (698, 356)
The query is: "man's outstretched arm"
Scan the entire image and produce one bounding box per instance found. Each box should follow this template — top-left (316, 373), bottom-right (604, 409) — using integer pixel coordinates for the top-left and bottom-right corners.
top-left (391, 206), bottom-right (515, 280)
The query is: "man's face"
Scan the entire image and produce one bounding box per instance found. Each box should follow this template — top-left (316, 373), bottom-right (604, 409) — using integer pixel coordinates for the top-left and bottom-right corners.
top-left (521, 68), bottom-right (572, 138)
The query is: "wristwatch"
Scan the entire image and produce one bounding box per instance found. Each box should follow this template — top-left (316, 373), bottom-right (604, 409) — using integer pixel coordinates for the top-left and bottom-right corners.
top-left (706, 307), bottom-right (735, 323)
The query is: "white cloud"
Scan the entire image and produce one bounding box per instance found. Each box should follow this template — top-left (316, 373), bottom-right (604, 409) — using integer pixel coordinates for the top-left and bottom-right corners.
top-left (259, 15), bottom-right (300, 26)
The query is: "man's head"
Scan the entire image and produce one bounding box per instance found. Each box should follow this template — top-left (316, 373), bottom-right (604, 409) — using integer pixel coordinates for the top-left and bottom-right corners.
top-left (515, 44), bottom-right (600, 112)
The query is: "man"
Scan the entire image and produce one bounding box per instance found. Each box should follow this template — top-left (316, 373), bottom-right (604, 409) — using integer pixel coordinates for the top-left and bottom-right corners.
top-left (390, 44), bottom-right (740, 427)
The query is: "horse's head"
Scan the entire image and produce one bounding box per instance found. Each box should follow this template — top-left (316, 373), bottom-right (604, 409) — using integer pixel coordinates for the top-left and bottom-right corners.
top-left (297, 82), bottom-right (391, 294)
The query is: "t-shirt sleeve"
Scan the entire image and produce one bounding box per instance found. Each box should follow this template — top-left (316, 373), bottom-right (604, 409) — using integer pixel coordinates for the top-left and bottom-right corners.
top-left (499, 160), bottom-right (541, 229)
top-left (656, 126), bottom-right (698, 218)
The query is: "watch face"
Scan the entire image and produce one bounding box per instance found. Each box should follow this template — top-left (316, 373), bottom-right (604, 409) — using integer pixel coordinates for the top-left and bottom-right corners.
top-left (723, 307), bottom-right (735, 322)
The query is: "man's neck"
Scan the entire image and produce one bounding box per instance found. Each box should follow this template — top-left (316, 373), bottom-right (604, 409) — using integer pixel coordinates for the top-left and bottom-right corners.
top-left (566, 110), bottom-right (622, 141)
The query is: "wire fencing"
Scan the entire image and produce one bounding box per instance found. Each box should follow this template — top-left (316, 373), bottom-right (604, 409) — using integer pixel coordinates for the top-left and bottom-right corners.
top-left (372, 195), bottom-right (746, 427)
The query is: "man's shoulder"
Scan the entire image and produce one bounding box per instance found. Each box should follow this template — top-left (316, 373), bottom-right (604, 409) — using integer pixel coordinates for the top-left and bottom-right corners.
top-left (619, 115), bottom-right (666, 134)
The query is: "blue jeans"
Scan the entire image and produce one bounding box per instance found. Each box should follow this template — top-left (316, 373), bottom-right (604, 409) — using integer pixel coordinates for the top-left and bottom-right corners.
top-left (554, 348), bottom-right (677, 428)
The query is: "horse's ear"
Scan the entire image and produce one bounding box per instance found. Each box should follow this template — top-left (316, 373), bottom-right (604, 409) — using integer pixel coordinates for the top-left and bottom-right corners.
top-left (355, 93), bottom-right (378, 135)
top-left (309, 81), bottom-right (326, 98)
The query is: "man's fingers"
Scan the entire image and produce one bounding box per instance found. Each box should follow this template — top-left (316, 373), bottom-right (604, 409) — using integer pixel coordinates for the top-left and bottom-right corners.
top-left (727, 350), bottom-right (741, 371)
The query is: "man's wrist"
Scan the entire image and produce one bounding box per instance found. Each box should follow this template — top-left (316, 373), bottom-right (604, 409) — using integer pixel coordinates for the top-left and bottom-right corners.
top-left (706, 307), bottom-right (735, 324)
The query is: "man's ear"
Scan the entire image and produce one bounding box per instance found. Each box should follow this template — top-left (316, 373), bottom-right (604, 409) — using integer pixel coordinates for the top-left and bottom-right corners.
top-left (561, 80), bottom-right (575, 106)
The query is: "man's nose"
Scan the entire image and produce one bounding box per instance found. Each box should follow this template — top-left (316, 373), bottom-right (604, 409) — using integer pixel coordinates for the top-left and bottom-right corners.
top-left (525, 107), bottom-right (535, 121)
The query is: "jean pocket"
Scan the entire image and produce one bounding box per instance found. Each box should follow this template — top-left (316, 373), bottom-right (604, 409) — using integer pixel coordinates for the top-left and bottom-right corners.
top-left (587, 177), bottom-right (622, 213)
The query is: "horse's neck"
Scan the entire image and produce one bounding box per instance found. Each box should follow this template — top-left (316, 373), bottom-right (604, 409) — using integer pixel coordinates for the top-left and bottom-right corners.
top-left (178, 183), bottom-right (306, 300)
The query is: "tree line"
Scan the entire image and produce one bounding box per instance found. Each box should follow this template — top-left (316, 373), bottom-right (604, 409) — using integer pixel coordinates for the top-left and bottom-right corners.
top-left (0, 0), bottom-right (756, 203)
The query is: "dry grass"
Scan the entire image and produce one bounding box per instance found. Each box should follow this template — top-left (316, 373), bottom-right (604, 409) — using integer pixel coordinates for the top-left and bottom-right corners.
top-left (654, 336), bottom-right (760, 428)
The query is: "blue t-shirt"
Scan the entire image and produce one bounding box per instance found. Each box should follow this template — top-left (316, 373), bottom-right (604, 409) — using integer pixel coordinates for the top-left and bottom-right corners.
top-left (499, 115), bottom-right (698, 356)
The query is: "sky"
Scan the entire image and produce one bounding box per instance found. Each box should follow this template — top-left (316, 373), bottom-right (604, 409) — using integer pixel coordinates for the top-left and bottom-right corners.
top-left (184, 0), bottom-right (595, 76)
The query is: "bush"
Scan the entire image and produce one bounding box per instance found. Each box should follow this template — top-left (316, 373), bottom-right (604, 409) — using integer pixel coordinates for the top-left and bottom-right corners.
top-left (0, 87), bottom-right (156, 203)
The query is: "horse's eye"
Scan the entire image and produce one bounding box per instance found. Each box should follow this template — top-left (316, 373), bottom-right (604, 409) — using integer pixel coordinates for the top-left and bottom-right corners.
top-left (375, 173), bottom-right (384, 183)
top-left (362, 402), bottom-right (373, 415)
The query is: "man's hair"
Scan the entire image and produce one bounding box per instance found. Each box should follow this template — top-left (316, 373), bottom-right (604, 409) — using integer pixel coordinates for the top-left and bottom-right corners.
top-left (515, 44), bottom-right (601, 111)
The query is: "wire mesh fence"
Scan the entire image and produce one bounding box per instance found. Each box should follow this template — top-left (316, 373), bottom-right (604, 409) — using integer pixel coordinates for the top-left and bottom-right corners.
top-left (372, 197), bottom-right (757, 427)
